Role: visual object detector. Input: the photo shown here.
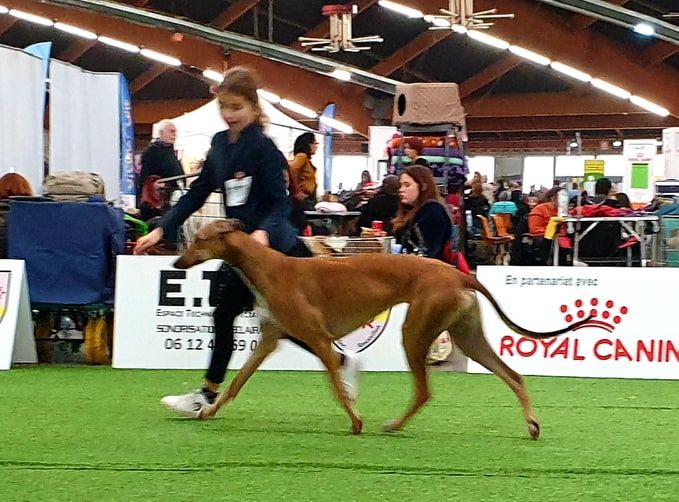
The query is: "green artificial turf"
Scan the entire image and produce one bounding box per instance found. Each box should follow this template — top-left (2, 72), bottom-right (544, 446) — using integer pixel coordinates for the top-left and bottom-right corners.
top-left (0, 367), bottom-right (677, 501)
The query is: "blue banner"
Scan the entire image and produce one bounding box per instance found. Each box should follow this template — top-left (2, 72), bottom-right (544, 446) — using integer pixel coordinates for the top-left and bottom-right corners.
top-left (319, 103), bottom-right (336, 192)
top-left (119, 74), bottom-right (136, 197)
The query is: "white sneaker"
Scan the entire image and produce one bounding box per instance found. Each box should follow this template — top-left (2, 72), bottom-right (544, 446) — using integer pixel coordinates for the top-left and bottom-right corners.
top-left (340, 352), bottom-right (362, 401)
top-left (161, 389), bottom-right (212, 418)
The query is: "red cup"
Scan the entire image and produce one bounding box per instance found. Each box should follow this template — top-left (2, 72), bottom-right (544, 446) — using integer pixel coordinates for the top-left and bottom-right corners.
top-left (371, 220), bottom-right (384, 232)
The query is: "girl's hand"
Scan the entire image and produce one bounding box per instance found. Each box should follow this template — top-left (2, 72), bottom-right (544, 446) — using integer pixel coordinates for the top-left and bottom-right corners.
top-left (134, 227), bottom-right (164, 254)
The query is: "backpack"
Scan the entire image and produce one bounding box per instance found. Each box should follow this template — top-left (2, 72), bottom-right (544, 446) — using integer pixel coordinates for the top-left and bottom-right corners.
top-left (43, 171), bottom-right (106, 201)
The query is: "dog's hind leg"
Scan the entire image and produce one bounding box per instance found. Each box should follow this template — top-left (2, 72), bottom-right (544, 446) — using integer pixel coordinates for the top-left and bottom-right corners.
top-left (451, 297), bottom-right (541, 440)
top-left (200, 322), bottom-right (282, 419)
top-left (384, 299), bottom-right (448, 433)
top-left (305, 333), bottom-right (363, 435)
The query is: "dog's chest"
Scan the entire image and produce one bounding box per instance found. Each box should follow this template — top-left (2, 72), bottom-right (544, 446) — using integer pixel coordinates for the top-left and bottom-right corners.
top-left (233, 268), bottom-right (279, 326)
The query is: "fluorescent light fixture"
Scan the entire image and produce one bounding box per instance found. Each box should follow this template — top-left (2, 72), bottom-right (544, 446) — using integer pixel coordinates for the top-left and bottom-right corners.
top-left (0, 6), bottom-right (9, 14)
top-left (612, 140), bottom-right (622, 147)
top-left (256, 89), bottom-right (280, 103)
top-left (330, 69), bottom-right (351, 81)
top-left (54, 22), bottom-right (97, 40)
top-left (319, 115), bottom-right (354, 134)
top-left (98, 36), bottom-right (140, 53)
top-left (569, 141), bottom-right (579, 148)
top-left (202, 69), bottom-right (223, 83)
top-left (656, 139), bottom-right (664, 147)
top-left (279, 99), bottom-right (317, 119)
top-left (629, 95), bottom-right (670, 117)
top-left (509, 45), bottom-right (550, 65)
top-left (591, 78), bottom-right (631, 99)
top-left (9, 9), bottom-right (53, 26)
top-left (452, 24), bottom-right (468, 34)
top-left (378, 0), bottom-right (423, 19)
top-left (550, 62), bottom-right (591, 82)
top-left (467, 30), bottom-right (510, 50)
top-left (140, 48), bottom-right (181, 66)
top-left (634, 23), bottom-right (655, 36)
top-left (424, 15), bottom-right (450, 28)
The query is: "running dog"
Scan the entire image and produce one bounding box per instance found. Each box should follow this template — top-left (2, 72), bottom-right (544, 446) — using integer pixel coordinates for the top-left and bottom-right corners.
top-left (174, 219), bottom-right (588, 439)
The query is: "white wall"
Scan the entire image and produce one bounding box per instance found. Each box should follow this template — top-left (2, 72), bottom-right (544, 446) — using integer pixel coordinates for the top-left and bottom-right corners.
top-left (331, 155), bottom-right (369, 192)
top-left (522, 156), bottom-right (554, 193)
top-left (467, 156), bottom-right (495, 182)
top-left (0, 45), bottom-right (45, 193)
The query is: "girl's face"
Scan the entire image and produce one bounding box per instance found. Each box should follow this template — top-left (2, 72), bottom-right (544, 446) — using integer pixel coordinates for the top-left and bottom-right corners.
top-left (218, 92), bottom-right (259, 135)
top-left (399, 173), bottom-right (421, 206)
top-left (310, 139), bottom-right (319, 156)
top-left (404, 144), bottom-right (417, 161)
top-left (527, 196), bottom-right (539, 209)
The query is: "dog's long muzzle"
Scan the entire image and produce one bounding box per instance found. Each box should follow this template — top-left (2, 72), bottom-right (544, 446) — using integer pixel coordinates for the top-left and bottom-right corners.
top-left (173, 256), bottom-right (190, 269)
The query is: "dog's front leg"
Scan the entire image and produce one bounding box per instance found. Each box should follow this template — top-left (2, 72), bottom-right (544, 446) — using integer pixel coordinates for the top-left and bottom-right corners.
top-left (200, 322), bottom-right (282, 419)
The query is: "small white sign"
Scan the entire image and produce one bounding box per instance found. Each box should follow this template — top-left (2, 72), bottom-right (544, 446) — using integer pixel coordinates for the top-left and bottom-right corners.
top-left (112, 256), bottom-right (408, 371)
top-left (0, 260), bottom-right (37, 370)
top-left (470, 266), bottom-right (679, 380)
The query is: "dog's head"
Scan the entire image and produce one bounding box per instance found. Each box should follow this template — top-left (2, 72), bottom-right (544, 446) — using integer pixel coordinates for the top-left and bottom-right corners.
top-left (173, 218), bottom-right (245, 269)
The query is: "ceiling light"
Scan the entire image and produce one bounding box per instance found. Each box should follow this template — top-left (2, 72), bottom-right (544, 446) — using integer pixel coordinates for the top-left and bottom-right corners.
top-left (466, 30), bottom-right (510, 50)
top-left (424, 15), bottom-right (450, 28)
top-left (612, 140), bottom-right (622, 147)
top-left (591, 78), bottom-right (631, 100)
top-left (330, 69), bottom-right (351, 81)
top-left (452, 24), bottom-right (468, 34)
top-left (279, 99), bottom-right (317, 119)
top-left (378, 1), bottom-right (423, 19)
top-left (98, 36), bottom-right (140, 53)
top-left (54, 22), bottom-right (97, 40)
top-left (509, 45), bottom-right (550, 65)
top-left (633, 23), bottom-right (655, 36)
top-left (256, 89), bottom-right (280, 103)
top-left (629, 95), bottom-right (670, 117)
top-left (202, 69), bottom-right (223, 83)
top-left (140, 48), bottom-right (181, 66)
top-left (9, 9), bottom-right (53, 26)
top-left (656, 139), bottom-right (664, 147)
top-left (569, 141), bottom-right (579, 148)
top-left (550, 62), bottom-right (591, 82)
top-left (319, 115), bottom-right (354, 134)
top-left (0, 6), bottom-right (9, 14)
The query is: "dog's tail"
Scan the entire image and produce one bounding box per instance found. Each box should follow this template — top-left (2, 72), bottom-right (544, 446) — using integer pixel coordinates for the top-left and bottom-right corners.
top-left (462, 274), bottom-right (590, 339)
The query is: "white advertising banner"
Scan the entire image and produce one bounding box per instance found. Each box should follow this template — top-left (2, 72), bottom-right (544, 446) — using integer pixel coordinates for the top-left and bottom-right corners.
top-left (470, 266), bottom-right (679, 380)
top-left (0, 260), bottom-right (37, 370)
top-left (113, 256), bottom-right (409, 371)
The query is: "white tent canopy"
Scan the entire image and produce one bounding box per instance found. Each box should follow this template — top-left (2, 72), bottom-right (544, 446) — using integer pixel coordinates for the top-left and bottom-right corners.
top-left (156, 99), bottom-right (324, 194)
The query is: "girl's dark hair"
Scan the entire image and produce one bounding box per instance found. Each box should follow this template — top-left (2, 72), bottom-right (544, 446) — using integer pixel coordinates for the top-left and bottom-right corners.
top-left (293, 132), bottom-right (316, 156)
top-left (215, 66), bottom-right (265, 128)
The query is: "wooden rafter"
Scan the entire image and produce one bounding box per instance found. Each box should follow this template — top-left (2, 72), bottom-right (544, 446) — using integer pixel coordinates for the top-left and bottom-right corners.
top-left (459, 55), bottom-right (523, 98)
top-left (130, 64), bottom-right (167, 93)
top-left (370, 30), bottom-right (451, 77)
top-left (569, 0), bottom-right (630, 30)
top-left (58, 39), bottom-right (97, 63)
top-left (0, 16), bottom-right (16, 37)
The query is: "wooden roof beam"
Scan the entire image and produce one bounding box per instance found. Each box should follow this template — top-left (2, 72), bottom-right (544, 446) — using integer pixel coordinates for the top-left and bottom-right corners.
top-left (212, 0), bottom-right (261, 30)
top-left (459, 55), bottom-right (523, 98)
top-left (468, 113), bottom-right (679, 133)
top-left (58, 39), bottom-right (97, 63)
top-left (370, 30), bottom-right (451, 77)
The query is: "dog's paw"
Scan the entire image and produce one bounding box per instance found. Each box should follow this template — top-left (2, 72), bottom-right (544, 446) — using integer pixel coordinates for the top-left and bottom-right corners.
top-left (351, 417), bottom-right (363, 435)
top-left (383, 419), bottom-right (402, 433)
top-left (528, 419), bottom-right (540, 440)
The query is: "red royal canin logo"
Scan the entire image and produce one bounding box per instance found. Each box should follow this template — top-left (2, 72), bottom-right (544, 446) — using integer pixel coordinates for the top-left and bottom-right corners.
top-left (560, 298), bottom-right (629, 333)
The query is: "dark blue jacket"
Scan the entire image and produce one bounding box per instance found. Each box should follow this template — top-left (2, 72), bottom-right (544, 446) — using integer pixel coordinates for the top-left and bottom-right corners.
top-left (161, 125), bottom-right (298, 253)
top-left (394, 201), bottom-right (452, 260)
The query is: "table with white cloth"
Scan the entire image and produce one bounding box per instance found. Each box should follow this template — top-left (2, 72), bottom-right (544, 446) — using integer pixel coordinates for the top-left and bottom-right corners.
top-left (551, 215), bottom-right (660, 266)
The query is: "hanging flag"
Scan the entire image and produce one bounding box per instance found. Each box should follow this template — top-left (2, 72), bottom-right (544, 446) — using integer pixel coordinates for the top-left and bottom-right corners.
top-left (119, 75), bottom-right (136, 206)
top-left (319, 103), bottom-right (336, 192)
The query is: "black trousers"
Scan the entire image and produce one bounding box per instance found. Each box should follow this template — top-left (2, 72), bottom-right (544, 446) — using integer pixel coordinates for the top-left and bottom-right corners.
top-left (205, 239), bottom-right (314, 384)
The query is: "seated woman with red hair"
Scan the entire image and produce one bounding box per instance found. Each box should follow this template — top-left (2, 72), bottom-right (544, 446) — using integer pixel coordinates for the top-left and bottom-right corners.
top-left (139, 175), bottom-right (170, 222)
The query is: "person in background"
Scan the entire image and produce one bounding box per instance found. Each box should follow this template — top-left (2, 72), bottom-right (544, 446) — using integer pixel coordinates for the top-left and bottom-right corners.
top-left (528, 187), bottom-right (562, 236)
top-left (392, 164), bottom-right (452, 260)
top-left (138, 175), bottom-right (170, 222)
top-left (489, 190), bottom-right (517, 216)
top-left (0, 173), bottom-right (34, 258)
top-left (464, 181), bottom-right (490, 236)
top-left (403, 137), bottom-right (429, 168)
top-left (0, 173), bottom-right (33, 198)
top-left (356, 175), bottom-right (399, 235)
top-left (288, 132), bottom-right (319, 211)
top-left (614, 192), bottom-right (631, 209)
top-left (356, 170), bottom-right (373, 190)
top-left (133, 66), bottom-right (360, 418)
top-left (137, 119), bottom-right (184, 198)
top-left (592, 177), bottom-right (621, 208)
